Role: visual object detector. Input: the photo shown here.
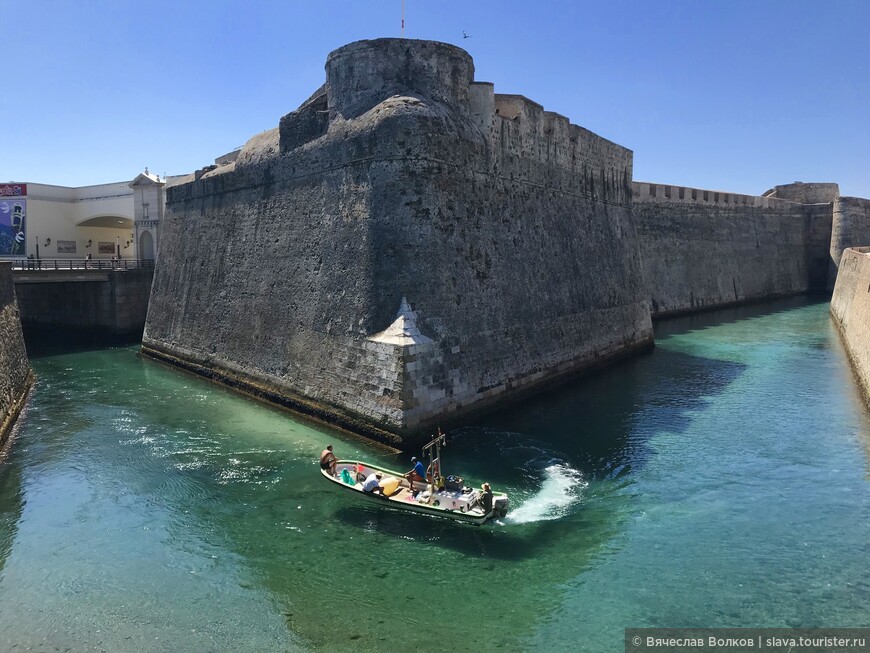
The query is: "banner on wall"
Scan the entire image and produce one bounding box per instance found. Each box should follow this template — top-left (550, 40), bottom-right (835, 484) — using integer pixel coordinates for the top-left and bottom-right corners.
top-left (98, 241), bottom-right (115, 254)
top-left (0, 197), bottom-right (26, 257)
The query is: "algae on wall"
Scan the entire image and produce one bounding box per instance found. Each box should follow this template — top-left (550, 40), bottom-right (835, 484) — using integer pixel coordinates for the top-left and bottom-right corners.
top-left (0, 263), bottom-right (33, 448)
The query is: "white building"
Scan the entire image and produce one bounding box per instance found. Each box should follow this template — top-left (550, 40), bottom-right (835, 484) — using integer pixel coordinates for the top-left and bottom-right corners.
top-left (0, 172), bottom-right (166, 261)
top-left (3, 149), bottom-right (239, 262)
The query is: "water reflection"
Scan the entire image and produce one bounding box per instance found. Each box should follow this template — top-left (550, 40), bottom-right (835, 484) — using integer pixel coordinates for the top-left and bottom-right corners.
top-left (0, 450), bottom-right (23, 579)
top-left (1, 297), bottom-right (868, 653)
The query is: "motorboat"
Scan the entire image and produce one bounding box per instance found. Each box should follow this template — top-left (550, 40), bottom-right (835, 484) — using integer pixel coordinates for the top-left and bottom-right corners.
top-left (321, 431), bottom-right (509, 525)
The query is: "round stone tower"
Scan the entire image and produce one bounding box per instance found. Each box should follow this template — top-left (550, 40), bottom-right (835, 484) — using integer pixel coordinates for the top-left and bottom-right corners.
top-left (325, 38), bottom-right (474, 120)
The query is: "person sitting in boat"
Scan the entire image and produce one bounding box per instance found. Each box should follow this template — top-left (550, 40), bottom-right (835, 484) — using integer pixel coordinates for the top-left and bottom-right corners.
top-left (320, 445), bottom-right (337, 476)
top-left (479, 483), bottom-right (494, 514)
top-left (362, 472), bottom-right (385, 495)
top-left (404, 456), bottom-right (427, 491)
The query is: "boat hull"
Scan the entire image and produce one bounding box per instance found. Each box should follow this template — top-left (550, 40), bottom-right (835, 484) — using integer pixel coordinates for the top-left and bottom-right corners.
top-left (321, 461), bottom-right (507, 525)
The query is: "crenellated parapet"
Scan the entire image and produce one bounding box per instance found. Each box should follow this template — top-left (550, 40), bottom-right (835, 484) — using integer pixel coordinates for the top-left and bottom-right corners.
top-left (471, 90), bottom-right (632, 205)
top-left (633, 181), bottom-right (800, 210)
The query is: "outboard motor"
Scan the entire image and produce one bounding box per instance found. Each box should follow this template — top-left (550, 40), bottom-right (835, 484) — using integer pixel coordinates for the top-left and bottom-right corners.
top-left (493, 496), bottom-right (510, 518)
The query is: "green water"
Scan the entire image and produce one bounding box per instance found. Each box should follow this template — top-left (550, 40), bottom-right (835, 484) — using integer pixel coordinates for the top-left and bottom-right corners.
top-left (0, 298), bottom-right (868, 652)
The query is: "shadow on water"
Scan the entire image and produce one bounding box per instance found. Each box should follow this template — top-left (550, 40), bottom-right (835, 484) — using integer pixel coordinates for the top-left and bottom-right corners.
top-left (446, 347), bottom-right (747, 487)
top-left (22, 325), bottom-right (142, 359)
top-left (653, 294), bottom-right (829, 339)
top-left (329, 494), bottom-right (622, 561)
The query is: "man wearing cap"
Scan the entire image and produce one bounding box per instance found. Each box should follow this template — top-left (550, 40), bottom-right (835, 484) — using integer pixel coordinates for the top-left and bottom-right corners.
top-left (404, 456), bottom-right (427, 491)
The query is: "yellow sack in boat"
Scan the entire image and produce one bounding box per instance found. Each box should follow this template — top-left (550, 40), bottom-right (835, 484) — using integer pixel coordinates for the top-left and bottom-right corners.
top-left (379, 476), bottom-right (400, 495)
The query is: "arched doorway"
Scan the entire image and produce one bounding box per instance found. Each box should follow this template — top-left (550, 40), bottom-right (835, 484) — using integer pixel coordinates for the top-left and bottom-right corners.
top-left (139, 230), bottom-right (155, 261)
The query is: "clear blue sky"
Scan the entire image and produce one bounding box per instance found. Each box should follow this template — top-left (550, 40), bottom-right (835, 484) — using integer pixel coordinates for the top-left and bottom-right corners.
top-left (3, 0), bottom-right (868, 197)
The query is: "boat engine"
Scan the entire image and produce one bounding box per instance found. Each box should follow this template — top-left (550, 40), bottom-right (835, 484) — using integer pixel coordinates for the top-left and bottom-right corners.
top-left (493, 496), bottom-right (510, 518)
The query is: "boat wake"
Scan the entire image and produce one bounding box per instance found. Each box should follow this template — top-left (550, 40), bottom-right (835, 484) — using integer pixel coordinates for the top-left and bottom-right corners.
top-left (505, 463), bottom-right (586, 524)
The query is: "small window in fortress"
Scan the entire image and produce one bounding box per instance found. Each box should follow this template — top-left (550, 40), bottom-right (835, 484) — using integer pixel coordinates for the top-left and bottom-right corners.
top-left (692, 189), bottom-right (697, 200)
top-left (679, 187), bottom-right (685, 200)
top-left (665, 186), bottom-right (671, 199)
top-left (703, 191), bottom-right (709, 202)
top-left (649, 185), bottom-right (656, 197)
top-left (714, 192), bottom-right (720, 203)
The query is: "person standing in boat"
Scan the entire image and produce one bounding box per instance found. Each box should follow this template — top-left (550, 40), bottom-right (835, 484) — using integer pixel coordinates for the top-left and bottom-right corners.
top-left (404, 456), bottom-right (427, 491)
top-left (320, 445), bottom-right (337, 476)
top-left (479, 483), bottom-right (494, 514)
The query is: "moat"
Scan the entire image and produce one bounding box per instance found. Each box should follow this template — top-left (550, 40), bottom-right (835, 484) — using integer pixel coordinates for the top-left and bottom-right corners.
top-left (1, 297), bottom-right (868, 652)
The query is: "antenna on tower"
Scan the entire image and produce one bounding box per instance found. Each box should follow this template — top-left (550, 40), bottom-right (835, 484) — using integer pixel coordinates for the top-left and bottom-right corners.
top-left (401, 0), bottom-right (405, 38)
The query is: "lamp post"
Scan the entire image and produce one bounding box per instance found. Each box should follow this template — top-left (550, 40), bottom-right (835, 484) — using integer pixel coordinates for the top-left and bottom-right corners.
top-left (116, 236), bottom-right (120, 259)
top-left (35, 235), bottom-right (39, 260)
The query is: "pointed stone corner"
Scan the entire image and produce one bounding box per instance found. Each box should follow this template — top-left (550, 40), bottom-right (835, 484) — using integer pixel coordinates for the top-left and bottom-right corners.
top-left (367, 297), bottom-right (434, 346)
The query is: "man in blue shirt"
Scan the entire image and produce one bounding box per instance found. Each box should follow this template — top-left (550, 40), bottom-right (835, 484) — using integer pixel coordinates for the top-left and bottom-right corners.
top-left (405, 456), bottom-right (427, 491)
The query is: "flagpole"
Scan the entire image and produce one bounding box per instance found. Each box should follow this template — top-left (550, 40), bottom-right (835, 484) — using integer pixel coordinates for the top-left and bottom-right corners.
top-left (401, 0), bottom-right (404, 38)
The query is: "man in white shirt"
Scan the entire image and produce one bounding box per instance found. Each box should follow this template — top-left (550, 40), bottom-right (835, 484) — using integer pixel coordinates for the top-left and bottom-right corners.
top-left (362, 472), bottom-right (384, 495)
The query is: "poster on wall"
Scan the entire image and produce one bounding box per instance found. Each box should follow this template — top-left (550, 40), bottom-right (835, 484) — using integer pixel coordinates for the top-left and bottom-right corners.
top-left (98, 241), bottom-right (115, 254)
top-left (0, 186), bottom-right (26, 257)
top-left (57, 240), bottom-right (77, 254)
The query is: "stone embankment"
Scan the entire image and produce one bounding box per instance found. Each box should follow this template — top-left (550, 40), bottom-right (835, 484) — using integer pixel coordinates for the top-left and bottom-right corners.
top-left (830, 247), bottom-right (870, 399)
top-left (0, 263), bottom-right (33, 449)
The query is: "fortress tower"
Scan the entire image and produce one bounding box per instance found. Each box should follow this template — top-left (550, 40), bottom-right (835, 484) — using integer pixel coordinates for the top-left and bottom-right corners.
top-left (142, 38), bottom-right (653, 445)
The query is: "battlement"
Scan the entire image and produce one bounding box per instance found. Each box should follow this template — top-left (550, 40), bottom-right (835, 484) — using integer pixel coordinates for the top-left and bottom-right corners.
top-left (632, 181), bottom-right (800, 210)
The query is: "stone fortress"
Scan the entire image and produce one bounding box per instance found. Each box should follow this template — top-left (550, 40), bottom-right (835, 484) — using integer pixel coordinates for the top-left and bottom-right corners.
top-left (140, 38), bottom-right (870, 446)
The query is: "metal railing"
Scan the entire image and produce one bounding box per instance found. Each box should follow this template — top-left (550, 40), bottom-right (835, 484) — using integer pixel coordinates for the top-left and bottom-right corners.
top-left (10, 258), bottom-right (155, 271)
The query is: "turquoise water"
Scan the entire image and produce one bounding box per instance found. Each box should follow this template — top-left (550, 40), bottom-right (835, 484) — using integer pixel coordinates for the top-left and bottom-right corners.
top-left (0, 298), bottom-right (868, 651)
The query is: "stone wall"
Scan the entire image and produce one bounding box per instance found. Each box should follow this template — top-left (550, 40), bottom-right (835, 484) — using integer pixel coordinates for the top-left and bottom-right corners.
top-left (633, 182), bottom-right (832, 317)
top-left (764, 182), bottom-right (840, 205)
top-left (143, 38), bottom-right (652, 445)
top-left (830, 197), bottom-right (870, 289)
top-left (830, 247), bottom-right (870, 399)
top-left (0, 263), bottom-right (33, 449)
top-left (15, 268), bottom-right (153, 334)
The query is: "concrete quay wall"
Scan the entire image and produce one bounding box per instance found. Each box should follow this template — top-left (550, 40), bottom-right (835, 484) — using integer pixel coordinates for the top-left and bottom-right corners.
top-left (14, 268), bottom-right (153, 335)
top-left (633, 182), bottom-right (832, 317)
top-left (0, 264), bottom-right (33, 449)
top-left (830, 247), bottom-right (870, 400)
top-left (143, 38), bottom-right (652, 445)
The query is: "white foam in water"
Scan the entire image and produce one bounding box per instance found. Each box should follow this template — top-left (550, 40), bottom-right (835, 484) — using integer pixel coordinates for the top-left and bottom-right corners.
top-left (506, 463), bottom-right (586, 524)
